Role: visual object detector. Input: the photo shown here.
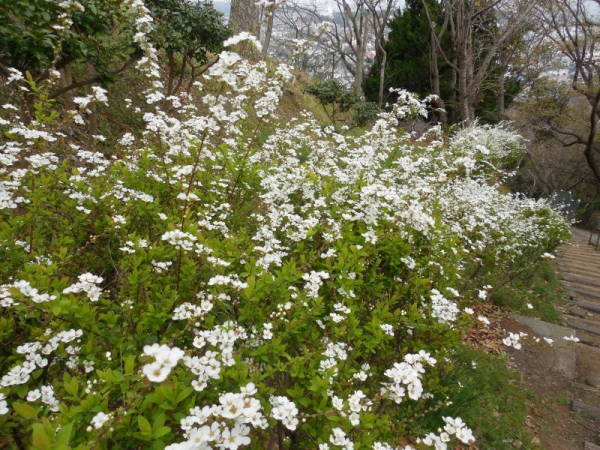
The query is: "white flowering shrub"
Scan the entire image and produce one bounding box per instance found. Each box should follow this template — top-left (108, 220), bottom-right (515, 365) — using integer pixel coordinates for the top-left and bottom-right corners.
top-left (0, 3), bottom-right (569, 449)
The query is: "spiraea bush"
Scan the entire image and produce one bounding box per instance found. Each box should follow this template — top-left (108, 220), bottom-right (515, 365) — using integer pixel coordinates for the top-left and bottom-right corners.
top-left (0, 1), bottom-right (569, 449)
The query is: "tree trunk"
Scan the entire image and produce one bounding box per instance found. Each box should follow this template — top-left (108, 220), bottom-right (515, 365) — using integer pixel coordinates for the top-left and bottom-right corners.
top-left (449, 56), bottom-right (457, 122)
top-left (353, 18), bottom-right (369, 97)
top-left (261, 8), bottom-right (275, 57)
top-left (229, 0), bottom-right (259, 35)
top-left (498, 67), bottom-right (506, 118)
top-left (88, 103), bottom-right (98, 136)
top-left (61, 64), bottom-right (75, 110)
top-left (583, 90), bottom-right (600, 185)
top-left (167, 51), bottom-right (175, 96)
top-left (378, 49), bottom-right (387, 107)
top-left (430, 32), bottom-right (447, 124)
top-left (458, 56), bottom-right (470, 123)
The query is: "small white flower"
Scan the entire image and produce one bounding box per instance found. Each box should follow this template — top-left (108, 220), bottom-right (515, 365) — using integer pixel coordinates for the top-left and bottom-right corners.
top-left (91, 411), bottom-right (110, 429)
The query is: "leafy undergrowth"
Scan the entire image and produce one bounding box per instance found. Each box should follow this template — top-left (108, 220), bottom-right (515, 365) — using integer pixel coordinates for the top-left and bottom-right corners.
top-left (441, 346), bottom-right (534, 449)
top-left (490, 259), bottom-right (564, 323)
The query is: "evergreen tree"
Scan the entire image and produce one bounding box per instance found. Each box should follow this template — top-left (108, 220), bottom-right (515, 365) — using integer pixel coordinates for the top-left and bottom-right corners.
top-left (365, 0), bottom-right (522, 123)
top-left (364, 0), bottom-right (452, 109)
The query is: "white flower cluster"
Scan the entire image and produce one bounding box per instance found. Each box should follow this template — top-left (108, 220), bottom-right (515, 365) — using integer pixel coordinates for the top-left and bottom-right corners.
top-left (223, 32), bottom-right (263, 52)
top-left (320, 341), bottom-right (349, 375)
top-left (0, 393), bottom-right (7, 415)
top-left (185, 321), bottom-right (247, 392)
top-left (142, 344), bottom-right (184, 382)
top-left (330, 302), bottom-right (351, 323)
top-left (331, 390), bottom-right (372, 426)
top-left (1, 280), bottom-right (56, 307)
top-left (124, 0), bottom-right (164, 100)
top-left (167, 383), bottom-right (267, 449)
top-left (502, 331), bottom-right (528, 350)
top-left (172, 297), bottom-right (214, 321)
top-left (151, 259), bottom-right (172, 273)
top-left (269, 395), bottom-right (299, 430)
top-left (328, 427), bottom-right (354, 449)
top-left (1, 329), bottom-right (82, 387)
top-left (429, 289), bottom-right (460, 324)
top-left (302, 270), bottom-right (330, 298)
top-left (161, 230), bottom-right (198, 251)
top-left (88, 411), bottom-right (111, 430)
top-left (382, 351), bottom-right (437, 403)
top-left (63, 273), bottom-right (103, 302)
top-left (418, 416), bottom-right (475, 449)
top-left (73, 86), bottom-right (109, 113)
top-left (26, 385), bottom-right (60, 411)
top-left (207, 275), bottom-right (248, 290)
top-left (380, 324), bottom-right (394, 336)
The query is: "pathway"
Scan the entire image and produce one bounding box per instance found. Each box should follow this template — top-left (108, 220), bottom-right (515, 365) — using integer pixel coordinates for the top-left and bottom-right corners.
top-left (559, 228), bottom-right (600, 357)
top-left (508, 228), bottom-right (600, 449)
top-left (556, 228), bottom-right (600, 448)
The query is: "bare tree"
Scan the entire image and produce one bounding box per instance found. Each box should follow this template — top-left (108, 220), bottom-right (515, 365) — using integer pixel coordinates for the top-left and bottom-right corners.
top-left (278, 0), bottom-right (374, 95)
top-left (365, 0), bottom-right (398, 106)
top-left (534, 0), bottom-right (600, 184)
top-left (422, 0), bottom-right (537, 123)
top-left (271, 2), bottom-right (340, 76)
top-left (257, 0), bottom-right (286, 57)
top-left (330, 0), bottom-right (372, 95)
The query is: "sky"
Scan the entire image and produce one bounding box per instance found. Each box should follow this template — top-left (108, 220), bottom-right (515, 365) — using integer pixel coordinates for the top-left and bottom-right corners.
top-left (214, 0), bottom-right (406, 17)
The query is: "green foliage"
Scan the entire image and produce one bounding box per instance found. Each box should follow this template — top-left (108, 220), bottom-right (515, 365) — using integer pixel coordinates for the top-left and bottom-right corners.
top-left (353, 101), bottom-right (380, 127)
top-left (490, 260), bottom-right (563, 324)
top-left (0, 0), bottom-right (130, 77)
top-left (305, 79), bottom-right (359, 125)
top-left (146, 0), bottom-right (230, 65)
top-left (440, 346), bottom-right (534, 449)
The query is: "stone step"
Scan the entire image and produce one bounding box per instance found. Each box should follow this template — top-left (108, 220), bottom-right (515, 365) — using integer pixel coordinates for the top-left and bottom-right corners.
top-left (562, 257), bottom-right (600, 266)
top-left (512, 315), bottom-right (577, 378)
top-left (575, 329), bottom-right (600, 348)
top-left (558, 259), bottom-right (600, 271)
top-left (566, 317), bottom-right (600, 336)
top-left (562, 247), bottom-right (600, 255)
top-left (560, 256), bottom-right (600, 267)
top-left (561, 273), bottom-right (600, 289)
top-left (566, 305), bottom-right (600, 320)
top-left (572, 399), bottom-right (600, 418)
top-left (576, 344), bottom-right (600, 383)
top-left (561, 246), bottom-right (600, 254)
top-left (563, 283), bottom-right (600, 298)
top-left (577, 300), bottom-right (600, 314)
top-left (563, 246), bottom-right (600, 252)
top-left (561, 271), bottom-right (600, 284)
top-left (566, 286), bottom-right (600, 301)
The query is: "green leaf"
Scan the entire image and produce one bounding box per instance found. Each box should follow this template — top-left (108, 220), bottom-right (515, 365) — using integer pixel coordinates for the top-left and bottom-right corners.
top-left (13, 401), bottom-right (37, 419)
top-left (32, 423), bottom-right (52, 450)
top-left (175, 387), bottom-right (193, 404)
top-left (138, 415), bottom-right (152, 435)
top-left (63, 375), bottom-right (79, 397)
top-left (153, 425), bottom-right (171, 438)
top-left (124, 355), bottom-right (136, 375)
top-left (55, 422), bottom-right (74, 447)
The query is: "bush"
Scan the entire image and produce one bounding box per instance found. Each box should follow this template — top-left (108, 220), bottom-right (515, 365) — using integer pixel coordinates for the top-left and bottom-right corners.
top-left (304, 79), bottom-right (359, 125)
top-left (0, 5), bottom-right (570, 449)
top-left (353, 102), bottom-right (380, 127)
